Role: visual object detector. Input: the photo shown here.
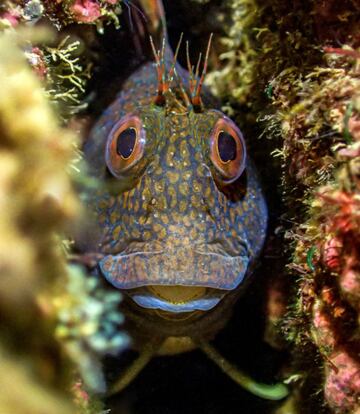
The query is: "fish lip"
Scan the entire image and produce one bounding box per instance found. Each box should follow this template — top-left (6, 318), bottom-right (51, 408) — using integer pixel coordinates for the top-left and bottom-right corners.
top-left (103, 239), bottom-right (244, 259)
top-left (99, 248), bottom-right (249, 291)
top-left (127, 289), bottom-right (225, 313)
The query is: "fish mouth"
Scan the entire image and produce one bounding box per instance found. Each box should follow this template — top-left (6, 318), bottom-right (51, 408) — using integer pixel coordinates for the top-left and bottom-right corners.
top-left (99, 244), bottom-right (249, 313)
top-left (127, 285), bottom-right (226, 313)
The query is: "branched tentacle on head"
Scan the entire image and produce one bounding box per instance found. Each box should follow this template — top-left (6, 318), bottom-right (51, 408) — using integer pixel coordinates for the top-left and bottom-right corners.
top-left (150, 33), bottom-right (213, 112)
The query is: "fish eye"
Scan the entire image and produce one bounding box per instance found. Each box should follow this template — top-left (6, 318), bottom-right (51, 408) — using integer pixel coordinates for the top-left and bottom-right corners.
top-left (209, 116), bottom-right (246, 184)
top-left (105, 114), bottom-right (146, 177)
top-left (116, 127), bottom-right (137, 159)
top-left (217, 131), bottom-right (237, 162)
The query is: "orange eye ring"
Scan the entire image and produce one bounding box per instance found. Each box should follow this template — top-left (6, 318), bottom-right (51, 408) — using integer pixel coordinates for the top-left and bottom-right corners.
top-left (105, 114), bottom-right (145, 178)
top-left (209, 116), bottom-right (246, 184)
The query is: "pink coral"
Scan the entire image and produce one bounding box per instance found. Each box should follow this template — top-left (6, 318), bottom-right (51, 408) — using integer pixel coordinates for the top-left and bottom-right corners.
top-left (26, 47), bottom-right (47, 80)
top-left (322, 236), bottom-right (343, 272)
top-left (324, 352), bottom-right (360, 413)
top-left (72, 380), bottom-right (90, 403)
top-left (70, 0), bottom-right (101, 23)
top-left (0, 11), bottom-right (20, 26)
top-left (320, 191), bottom-right (360, 234)
top-left (340, 256), bottom-right (360, 311)
top-left (348, 116), bottom-right (360, 142)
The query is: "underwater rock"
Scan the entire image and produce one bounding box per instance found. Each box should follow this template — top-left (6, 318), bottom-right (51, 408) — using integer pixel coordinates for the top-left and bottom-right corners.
top-left (204, 0), bottom-right (360, 412)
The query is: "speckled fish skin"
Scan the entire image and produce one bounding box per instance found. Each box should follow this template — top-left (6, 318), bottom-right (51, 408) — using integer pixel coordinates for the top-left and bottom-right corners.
top-left (84, 56), bottom-right (267, 314)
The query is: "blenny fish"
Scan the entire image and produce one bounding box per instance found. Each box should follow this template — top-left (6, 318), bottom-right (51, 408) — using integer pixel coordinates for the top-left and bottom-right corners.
top-left (82, 0), bottom-right (287, 400)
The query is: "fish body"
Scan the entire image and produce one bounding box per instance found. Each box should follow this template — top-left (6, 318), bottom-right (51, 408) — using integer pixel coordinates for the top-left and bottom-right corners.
top-left (83, 1), bottom-right (267, 348)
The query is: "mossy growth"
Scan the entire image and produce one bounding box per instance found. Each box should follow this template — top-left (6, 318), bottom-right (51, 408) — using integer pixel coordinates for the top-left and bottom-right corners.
top-left (42, 35), bottom-right (93, 121)
top-left (0, 30), bottom-right (79, 413)
top-left (0, 22), bottom-right (127, 414)
top-left (204, 0), bottom-right (360, 412)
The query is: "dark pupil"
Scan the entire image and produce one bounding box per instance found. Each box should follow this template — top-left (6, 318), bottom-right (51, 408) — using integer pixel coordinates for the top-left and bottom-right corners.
top-left (116, 128), bottom-right (136, 158)
top-left (217, 131), bottom-right (237, 162)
